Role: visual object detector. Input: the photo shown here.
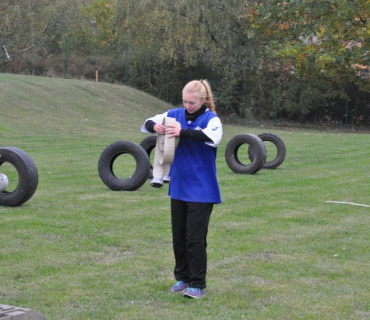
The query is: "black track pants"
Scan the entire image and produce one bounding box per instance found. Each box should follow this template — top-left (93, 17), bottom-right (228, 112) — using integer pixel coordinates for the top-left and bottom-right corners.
top-left (171, 199), bottom-right (213, 289)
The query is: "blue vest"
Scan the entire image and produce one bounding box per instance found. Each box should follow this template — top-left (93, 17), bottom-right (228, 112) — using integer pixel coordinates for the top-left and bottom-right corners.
top-left (167, 108), bottom-right (222, 204)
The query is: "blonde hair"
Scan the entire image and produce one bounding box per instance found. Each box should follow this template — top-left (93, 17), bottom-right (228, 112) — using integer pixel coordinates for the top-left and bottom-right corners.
top-left (182, 79), bottom-right (216, 113)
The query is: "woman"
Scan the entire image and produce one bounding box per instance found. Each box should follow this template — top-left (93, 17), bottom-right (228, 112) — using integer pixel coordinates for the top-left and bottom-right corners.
top-left (141, 79), bottom-right (222, 299)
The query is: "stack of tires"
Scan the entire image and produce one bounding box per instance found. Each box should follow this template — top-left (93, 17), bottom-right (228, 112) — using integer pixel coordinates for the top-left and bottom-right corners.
top-left (225, 133), bottom-right (286, 174)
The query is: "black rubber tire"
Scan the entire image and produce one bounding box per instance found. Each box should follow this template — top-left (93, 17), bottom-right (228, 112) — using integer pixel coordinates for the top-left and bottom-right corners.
top-left (0, 147), bottom-right (39, 207)
top-left (98, 140), bottom-right (150, 191)
top-left (139, 135), bottom-right (157, 179)
top-left (225, 134), bottom-right (267, 174)
top-left (249, 133), bottom-right (286, 169)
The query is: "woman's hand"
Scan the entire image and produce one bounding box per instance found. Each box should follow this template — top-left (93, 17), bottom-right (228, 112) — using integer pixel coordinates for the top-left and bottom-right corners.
top-left (153, 123), bottom-right (166, 134)
top-left (165, 124), bottom-right (181, 138)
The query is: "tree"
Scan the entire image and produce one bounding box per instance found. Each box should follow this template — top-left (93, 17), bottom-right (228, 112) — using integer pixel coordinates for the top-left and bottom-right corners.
top-left (242, 0), bottom-right (370, 117)
top-left (66, 0), bottom-right (118, 55)
top-left (0, 0), bottom-right (81, 62)
top-left (113, 0), bottom-right (275, 117)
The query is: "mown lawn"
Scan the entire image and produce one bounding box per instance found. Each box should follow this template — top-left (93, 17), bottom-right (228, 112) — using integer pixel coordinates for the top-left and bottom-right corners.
top-left (1, 74), bottom-right (370, 319)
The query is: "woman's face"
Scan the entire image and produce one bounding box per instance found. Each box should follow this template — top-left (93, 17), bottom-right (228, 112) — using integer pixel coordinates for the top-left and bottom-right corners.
top-left (182, 91), bottom-right (205, 114)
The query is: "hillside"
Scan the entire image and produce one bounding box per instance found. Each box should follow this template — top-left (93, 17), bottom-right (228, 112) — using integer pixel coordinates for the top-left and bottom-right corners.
top-left (0, 74), bottom-right (172, 142)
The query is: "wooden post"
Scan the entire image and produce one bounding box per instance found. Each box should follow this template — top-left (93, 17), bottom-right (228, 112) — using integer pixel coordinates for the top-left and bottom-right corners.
top-left (64, 38), bottom-right (68, 78)
top-left (96, 70), bottom-right (98, 82)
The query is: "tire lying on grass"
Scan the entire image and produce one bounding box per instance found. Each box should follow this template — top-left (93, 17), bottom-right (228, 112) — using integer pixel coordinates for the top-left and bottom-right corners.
top-left (225, 134), bottom-right (267, 174)
top-left (139, 135), bottom-right (157, 179)
top-left (98, 140), bottom-right (150, 191)
top-left (249, 133), bottom-right (286, 169)
top-left (0, 147), bottom-right (39, 207)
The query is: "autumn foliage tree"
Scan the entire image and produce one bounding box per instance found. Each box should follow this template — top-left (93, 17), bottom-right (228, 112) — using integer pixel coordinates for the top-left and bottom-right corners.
top-left (242, 0), bottom-right (370, 122)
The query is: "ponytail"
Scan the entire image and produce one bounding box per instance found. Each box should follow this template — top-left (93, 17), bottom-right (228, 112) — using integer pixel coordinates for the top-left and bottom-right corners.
top-left (200, 80), bottom-right (216, 113)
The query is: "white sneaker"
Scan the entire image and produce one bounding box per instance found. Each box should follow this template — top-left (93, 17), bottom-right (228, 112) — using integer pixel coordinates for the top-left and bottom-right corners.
top-left (163, 175), bottom-right (170, 183)
top-left (150, 177), bottom-right (163, 188)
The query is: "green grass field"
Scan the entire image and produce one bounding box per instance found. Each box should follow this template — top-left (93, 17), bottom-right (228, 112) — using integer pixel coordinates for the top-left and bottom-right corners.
top-left (1, 73), bottom-right (370, 319)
